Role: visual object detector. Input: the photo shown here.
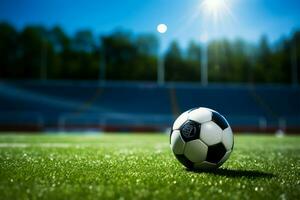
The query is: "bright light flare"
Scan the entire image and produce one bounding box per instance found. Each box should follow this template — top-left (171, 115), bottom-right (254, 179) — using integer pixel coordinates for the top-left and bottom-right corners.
top-left (203, 0), bottom-right (225, 12)
top-left (201, 0), bottom-right (232, 22)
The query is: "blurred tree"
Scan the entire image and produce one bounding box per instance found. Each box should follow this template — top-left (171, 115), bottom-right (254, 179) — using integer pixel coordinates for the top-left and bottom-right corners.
top-left (254, 36), bottom-right (272, 83)
top-left (101, 31), bottom-right (138, 80)
top-left (0, 23), bottom-right (19, 79)
top-left (291, 31), bottom-right (300, 85)
top-left (185, 41), bottom-right (201, 82)
top-left (134, 34), bottom-right (158, 81)
top-left (165, 41), bottom-right (199, 82)
top-left (186, 41), bottom-right (201, 61)
top-left (0, 22), bottom-right (299, 84)
top-left (268, 38), bottom-right (290, 84)
top-left (101, 31), bottom-right (157, 81)
top-left (231, 39), bottom-right (251, 82)
top-left (208, 39), bottom-right (254, 83)
top-left (135, 34), bottom-right (158, 56)
top-left (46, 26), bottom-right (69, 79)
top-left (18, 26), bottom-right (55, 79)
top-left (165, 41), bottom-right (183, 81)
top-left (67, 30), bottom-right (99, 80)
top-left (73, 30), bottom-right (95, 52)
top-left (49, 26), bottom-right (70, 52)
top-left (208, 39), bottom-right (232, 82)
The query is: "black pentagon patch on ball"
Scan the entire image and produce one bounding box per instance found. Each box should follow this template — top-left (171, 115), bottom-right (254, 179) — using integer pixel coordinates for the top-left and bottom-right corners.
top-left (212, 111), bottom-right (229, 130)
top-left (206, 143), bottom-right (227, 164)
top-left (179, 120), bottom-right (201, 142)
top-left (175, 154), bottom-right (194, 169)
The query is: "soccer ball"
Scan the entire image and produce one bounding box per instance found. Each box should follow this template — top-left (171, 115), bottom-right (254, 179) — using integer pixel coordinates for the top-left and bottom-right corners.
top-left (170, 107), bottom-right (234, 170)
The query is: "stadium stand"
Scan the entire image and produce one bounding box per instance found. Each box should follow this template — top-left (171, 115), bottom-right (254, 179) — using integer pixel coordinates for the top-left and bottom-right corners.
top-left (0, 81), bottom-right (299, 133)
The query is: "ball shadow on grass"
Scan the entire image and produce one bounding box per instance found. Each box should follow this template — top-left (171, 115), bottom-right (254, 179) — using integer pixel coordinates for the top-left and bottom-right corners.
top-left (186, 168), bottom-right (275, 179)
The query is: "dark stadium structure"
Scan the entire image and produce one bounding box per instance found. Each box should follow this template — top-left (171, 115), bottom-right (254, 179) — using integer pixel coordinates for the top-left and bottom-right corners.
top-left (0, 81), bottom-right (299, 133)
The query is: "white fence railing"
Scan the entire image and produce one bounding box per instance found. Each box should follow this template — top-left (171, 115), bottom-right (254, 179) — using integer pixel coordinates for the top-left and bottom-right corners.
top-left (0, 111), bottom-right (299, 132)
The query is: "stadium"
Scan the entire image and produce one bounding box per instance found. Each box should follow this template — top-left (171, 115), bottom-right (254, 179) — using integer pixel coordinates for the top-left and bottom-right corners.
top-left (1, 81), bottom-right (299, 133)
top-left (0, 0), bottom-right (299, 199)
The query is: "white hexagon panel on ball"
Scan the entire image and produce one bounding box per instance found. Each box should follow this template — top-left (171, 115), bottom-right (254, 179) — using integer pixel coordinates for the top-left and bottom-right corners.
top-left (184, 139), bottom-right (208, 163)
top-left (170, 130), bottom-right (186, 155)
top-left (200, 121), bottom-right (223, 146)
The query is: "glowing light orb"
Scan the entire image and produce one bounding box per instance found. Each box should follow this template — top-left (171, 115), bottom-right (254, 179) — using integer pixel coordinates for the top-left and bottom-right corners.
top-left (157, 24), bottom-right (168, 34)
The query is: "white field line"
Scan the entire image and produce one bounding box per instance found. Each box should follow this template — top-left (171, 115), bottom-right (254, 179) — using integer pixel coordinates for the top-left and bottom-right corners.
top-left (0, 143), bottom-right (30, 148)
top-left (0, 143), bottom-right (76, 148)
top-left (0, 142), bottom-right (168, 148)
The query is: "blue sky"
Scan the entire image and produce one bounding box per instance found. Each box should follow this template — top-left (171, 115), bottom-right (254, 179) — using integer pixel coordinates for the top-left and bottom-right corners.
top-left (0, 0), bottom-right (300, 49)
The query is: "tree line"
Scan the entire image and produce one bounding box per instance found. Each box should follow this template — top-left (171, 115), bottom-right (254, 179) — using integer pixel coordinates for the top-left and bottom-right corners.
top-left (0, 22), bottom-right (299, 84)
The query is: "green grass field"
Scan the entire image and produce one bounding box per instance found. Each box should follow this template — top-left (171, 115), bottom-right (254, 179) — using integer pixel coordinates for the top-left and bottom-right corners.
top-left (0, 133), bottom-right (299, 200)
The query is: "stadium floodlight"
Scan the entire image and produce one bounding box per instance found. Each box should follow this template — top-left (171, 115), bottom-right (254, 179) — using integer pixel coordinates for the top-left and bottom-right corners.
top-left (157, 23), bottom-right (168, 85)
top-left (157, 24), bottom-right (168, 34)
